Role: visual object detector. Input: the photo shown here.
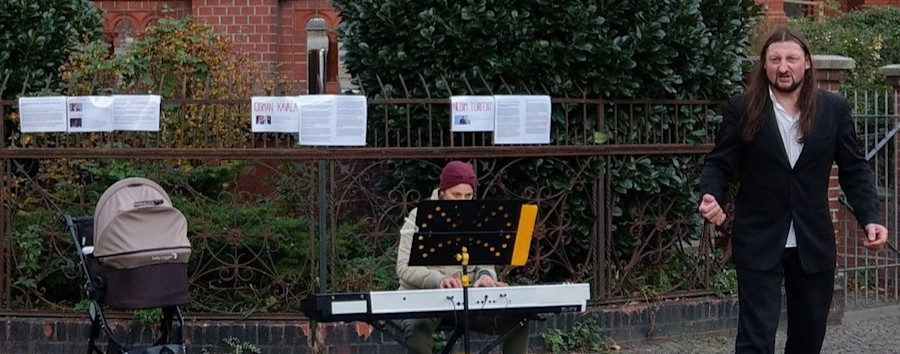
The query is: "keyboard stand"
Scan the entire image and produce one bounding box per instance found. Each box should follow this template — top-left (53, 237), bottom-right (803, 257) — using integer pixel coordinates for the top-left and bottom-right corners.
top-left (371, 315), bottom-right (538, 354)
top-left (478, 315), bottom-right (536, 353)
top-left (457, 247), bottom-right (472, 354)
top-left (370, 320), bottom-right (425, 354)
top-left (442, 314), bottom-right (538, 354)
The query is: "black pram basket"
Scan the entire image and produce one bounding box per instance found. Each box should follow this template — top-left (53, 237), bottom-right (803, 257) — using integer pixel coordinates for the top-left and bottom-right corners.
top-left (64, 177), bottom-right (192, 354)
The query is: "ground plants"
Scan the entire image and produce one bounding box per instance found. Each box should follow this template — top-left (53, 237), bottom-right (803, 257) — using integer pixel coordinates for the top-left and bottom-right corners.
top-left (132, 308), bottom-right (163, 327)
top-left (712, 267), bottom-right (737, 298)
top-left (541, 315), bottom-right (617, 353)
top-left (200, 337), bottom-right (262, 354)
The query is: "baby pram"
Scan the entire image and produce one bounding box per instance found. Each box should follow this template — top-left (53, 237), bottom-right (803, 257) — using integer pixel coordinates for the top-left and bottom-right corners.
top-left (62, 177), bottom-right (192, 354)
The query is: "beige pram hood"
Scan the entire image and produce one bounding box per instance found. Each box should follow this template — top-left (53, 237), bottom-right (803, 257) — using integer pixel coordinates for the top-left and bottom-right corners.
top-left (93, 177), bottom-right (191, 269)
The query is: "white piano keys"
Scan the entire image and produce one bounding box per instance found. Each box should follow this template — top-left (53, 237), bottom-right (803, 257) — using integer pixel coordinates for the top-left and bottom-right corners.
top-left (367, 283), bottom-right (589, 315)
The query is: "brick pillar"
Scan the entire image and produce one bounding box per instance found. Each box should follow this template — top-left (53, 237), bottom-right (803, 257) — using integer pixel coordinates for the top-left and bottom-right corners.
top-left (813, 55), bottom-right (855, 263)
top-left (756, 0), bottom-right (789, 25)
top-left (881, 64), bottom-right (900, 269)
top-left (813, 55), bottom-right (855, 92)
top-left (880, 64), bottom-right (900, 114)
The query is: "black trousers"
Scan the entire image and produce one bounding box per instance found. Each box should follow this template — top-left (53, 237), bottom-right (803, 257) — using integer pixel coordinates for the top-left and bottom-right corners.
top-left (735, 248), bottom-right (835, 354)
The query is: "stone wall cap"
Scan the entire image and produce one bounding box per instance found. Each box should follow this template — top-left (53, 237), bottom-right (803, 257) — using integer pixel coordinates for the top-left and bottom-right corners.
top-left (879, 64), bottom-right (900, 77)
top-left (812, 55), bottom-right (855, 70)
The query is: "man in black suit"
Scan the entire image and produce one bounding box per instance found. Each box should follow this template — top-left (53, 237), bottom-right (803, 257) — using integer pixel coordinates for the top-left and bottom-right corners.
top-left (699, 27), bottom-right (888, 354)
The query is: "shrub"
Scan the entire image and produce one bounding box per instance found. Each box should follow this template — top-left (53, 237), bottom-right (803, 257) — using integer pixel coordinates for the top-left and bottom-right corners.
top-left (333, 0), bottom-right (760, 288)
top-left (335, 0), bottom-right (758, 100)
top-left (792, 6), bottom-right (900, 88)
top-left (542, 315), bottom-right (616, 353)
top-left (0, 0), bottom-right (102, 99)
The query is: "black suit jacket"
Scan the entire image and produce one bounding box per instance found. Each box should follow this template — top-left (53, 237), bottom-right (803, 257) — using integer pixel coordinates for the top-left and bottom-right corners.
top-left (700, 90), bottom-right (882, 273)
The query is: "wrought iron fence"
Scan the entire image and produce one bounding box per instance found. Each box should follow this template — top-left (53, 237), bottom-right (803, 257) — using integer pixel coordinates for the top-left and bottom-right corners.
top-left (25, 74), bottom-right (897, 317)
top-left (0, 75), bottom-right (734, 314)
top-left (839, 88), bottom-right (900, 307)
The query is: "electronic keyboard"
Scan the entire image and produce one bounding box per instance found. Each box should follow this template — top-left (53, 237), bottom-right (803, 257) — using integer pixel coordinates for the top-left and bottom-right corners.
top-left (302, 283), bottom-right (590, 322)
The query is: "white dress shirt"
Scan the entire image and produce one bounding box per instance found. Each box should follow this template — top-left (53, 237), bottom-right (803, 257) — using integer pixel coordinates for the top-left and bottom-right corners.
top-left (769, 88), bottom-right (804, 248)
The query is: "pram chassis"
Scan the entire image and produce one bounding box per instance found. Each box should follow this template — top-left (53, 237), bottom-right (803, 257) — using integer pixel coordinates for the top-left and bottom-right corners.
top-left (63, 214), bottom-right (187, 354)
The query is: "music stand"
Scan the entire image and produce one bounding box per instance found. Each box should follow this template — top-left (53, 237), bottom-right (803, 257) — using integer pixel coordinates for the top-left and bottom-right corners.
top-left (409, 199), bottom-right (537, 354)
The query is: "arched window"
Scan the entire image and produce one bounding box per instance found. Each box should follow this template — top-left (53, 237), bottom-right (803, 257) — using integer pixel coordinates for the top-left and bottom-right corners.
top-left (114, 18), bottom-right (136, 55)
top-left (306, 18), bottom-right (329, 94)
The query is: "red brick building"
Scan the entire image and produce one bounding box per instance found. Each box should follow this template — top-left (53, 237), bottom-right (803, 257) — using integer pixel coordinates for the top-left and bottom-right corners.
top-left (757, 0), bottom-right (900, 23)
top-left (93, 1), bottom-right (900, 94)
top-left (93, 0), bottom-right (342, 94)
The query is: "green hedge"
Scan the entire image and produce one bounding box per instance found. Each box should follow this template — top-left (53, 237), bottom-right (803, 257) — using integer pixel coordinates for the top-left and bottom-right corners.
top-left (0, 0), bottom-right (102, 99)
top-left (793, 6), bottom-right (900, 88)
top-left (334, 0), bottom-right (759, 283)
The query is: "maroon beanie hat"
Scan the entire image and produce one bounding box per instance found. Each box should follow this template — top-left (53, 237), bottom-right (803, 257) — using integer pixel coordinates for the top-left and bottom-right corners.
top-left (439, 161), bottom-right (477, 192)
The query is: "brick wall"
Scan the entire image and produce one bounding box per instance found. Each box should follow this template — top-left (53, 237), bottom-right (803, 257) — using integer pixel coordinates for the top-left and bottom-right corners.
top-left (190, 0), bottom-right (281, 67)
top-left (860, 0), bottom-right (900, 5)
top-left (94, 0), bottom-right (190, 30)
top-left (1, 290), bottom-right (845, 353)
top-left (758, 0), bottom-right (900, 21)
top-left (93, 0), bottom-right (190, 13)
top-left (815, 69), bottom-right (848, 92)
top-left (756, 0), bottom-right (788, 24)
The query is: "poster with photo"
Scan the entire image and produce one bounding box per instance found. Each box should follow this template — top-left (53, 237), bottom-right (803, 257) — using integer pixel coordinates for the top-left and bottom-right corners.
top-left (250, 96), bottom-right (302, 133)
top-left (66, 96), bottom-right (114, 132)
top-left (450, 96), bottom-right (495, 132)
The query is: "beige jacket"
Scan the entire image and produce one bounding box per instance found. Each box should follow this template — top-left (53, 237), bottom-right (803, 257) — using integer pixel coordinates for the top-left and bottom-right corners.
top-left (396, 189), bottom-right (498, 290)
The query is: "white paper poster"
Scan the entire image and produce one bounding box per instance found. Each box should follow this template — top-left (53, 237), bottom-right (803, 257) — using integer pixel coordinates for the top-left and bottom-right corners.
top-left (66, 96), bottom-right (114, 132)
top-left (250, 96), bottom-right (302, 133)
top-left (493, 95), bottom-right (552, 145)
top-left (112, 95), bottom-right (161, 131)
top-left (18, 96), bottom-right (68, 133)
top-left (450, 96), bottom-right (495, 132)
top-left (299, 95), bottom-right (367, 146)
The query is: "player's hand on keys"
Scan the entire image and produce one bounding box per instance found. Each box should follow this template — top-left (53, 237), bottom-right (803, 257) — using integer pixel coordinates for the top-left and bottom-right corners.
top-left (473, 274), bottom-right (506, 287)
top-left (439, 272), bottom-right (462, 288)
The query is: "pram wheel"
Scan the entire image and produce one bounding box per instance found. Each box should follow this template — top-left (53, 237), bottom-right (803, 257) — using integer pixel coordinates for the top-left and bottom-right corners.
top-left (91, 275), bottom-right (106, 302)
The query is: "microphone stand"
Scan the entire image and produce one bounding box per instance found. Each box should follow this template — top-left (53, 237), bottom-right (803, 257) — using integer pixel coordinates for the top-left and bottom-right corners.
top-left (455, 247), bottom-right (471, 354)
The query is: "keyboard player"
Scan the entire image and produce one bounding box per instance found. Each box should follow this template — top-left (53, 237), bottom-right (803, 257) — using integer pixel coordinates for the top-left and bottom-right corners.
top-left (396, 160), bottom-right (529, 354)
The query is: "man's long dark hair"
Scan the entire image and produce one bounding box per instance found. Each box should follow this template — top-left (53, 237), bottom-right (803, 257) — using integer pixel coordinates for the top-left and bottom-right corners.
top-left (741, 27), bottom-right (818, 142)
